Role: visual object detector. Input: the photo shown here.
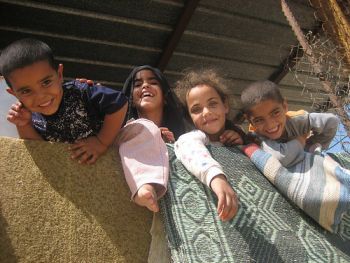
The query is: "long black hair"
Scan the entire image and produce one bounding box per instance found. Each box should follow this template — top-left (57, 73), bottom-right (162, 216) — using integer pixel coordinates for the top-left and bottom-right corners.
top-left (122, 65), bottom-right (190, 139)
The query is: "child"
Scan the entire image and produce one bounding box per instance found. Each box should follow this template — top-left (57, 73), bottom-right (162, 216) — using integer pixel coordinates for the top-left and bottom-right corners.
top-left (174, 69), bottom-right (243, 221)
top-left (241, 80), bottom-right (340, 167)
top-left (1, 38), bottom-right (128, 165)
top-left (2, 39), bottom-right (172, 214)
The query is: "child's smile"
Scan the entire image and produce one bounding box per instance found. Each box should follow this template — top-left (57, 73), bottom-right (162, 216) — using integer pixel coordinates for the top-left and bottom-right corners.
top-left (186, 84), bottom-right (228, 141)
top-left (132, 69), bottom-right (164, 113)
top-left (7, 61), bottom-right (64, 116)
top-left (247, 99), bottom-right (288, 140)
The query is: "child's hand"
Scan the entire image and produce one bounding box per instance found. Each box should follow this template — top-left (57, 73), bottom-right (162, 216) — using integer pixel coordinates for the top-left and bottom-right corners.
top-left (7, 101), bottom-right (32, 127)
top-left (134, 184), bottom-right (159, 212)
top-left (69, 136), bottom-right (108, 165)
top-left (220, 130), bottom-right (243, 146)
top-left (210, 174), bottom-right (239, 221)
top-left (76, 78), bottom-right (101, 86)
top-left (160, 127), bottom-right (175, 143)
top-left (296, 133), bottom-right (308, 147)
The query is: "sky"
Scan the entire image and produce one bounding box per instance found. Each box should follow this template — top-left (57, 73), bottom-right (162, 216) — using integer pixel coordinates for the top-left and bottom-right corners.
top-left (0, 78), bottom-right (349, 153)
top-left (326, 122), bottom-right (350, 153)
top-left (0, 79), bottom-right (17, 138)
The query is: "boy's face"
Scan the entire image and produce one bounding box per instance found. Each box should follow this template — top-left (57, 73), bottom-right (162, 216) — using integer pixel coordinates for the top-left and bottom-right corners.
top-left (186, 84), bottom-right (228, 141)
top-left (7, 60), bottom-right (63, 116)
top-left (246, 99), bottom-right (288, 140)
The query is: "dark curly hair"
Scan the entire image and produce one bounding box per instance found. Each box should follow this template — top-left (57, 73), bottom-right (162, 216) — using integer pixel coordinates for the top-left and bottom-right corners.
top-left (176, 68), bottom-right (229, 109)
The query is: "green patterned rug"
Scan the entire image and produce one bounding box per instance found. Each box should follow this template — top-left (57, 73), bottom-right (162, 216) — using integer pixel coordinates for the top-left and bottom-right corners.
top-left (160, 145), bottom-right (350, 262)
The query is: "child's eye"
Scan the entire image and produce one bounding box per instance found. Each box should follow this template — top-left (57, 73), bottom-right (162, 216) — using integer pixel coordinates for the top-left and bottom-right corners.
top-left (133, 82), bottom-right (142, 88)
top-left (20, 89), bottom-right (31, 95)
top-left (42, 79), bottom-right (53, 87)
top-left (272, 109), bottom-right (281, 116)
top-left (208, 101), bottom-right (218, 107)
top-left (253, 118), bottom-right (263, 125)
top-left (191, 107), bottom-right (202, 114)
top-left (150, 81), bottom-right (160, 86)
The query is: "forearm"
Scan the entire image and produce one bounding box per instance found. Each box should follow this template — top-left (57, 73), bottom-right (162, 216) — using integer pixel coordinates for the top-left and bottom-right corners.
top-left (97, 103), bottom-right (128, 146)
top-left (261, 139), bottom-right (305, 167)
top-left (308, 113), bottom-right (339, 149)
top-left (175, 131), bottom-right (226, 186)
top-left (16, 124), bottom-right (43, 140)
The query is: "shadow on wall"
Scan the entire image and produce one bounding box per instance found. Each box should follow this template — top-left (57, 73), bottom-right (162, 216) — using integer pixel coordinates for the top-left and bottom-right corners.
top-left (0, 212), bottom-right (18, 263)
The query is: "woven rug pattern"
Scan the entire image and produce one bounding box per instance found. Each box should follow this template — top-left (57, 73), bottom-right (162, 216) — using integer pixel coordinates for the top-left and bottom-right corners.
top-left (160, 145), bottom-right (350, 262)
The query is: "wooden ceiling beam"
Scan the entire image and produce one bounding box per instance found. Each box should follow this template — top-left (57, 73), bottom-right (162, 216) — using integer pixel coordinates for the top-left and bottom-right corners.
top-left (157, 0), bottom-right (200, 71)
top-left (268, 45), bottom-right (303, 84)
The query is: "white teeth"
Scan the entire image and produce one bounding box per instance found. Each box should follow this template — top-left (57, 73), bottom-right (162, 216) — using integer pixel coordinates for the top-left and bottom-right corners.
top-left (267, 126), bottom-right (278, 133)
top-left (39, 100), bottom-right (52, 107)
top-left (142, 92), bottom-right (154, 98)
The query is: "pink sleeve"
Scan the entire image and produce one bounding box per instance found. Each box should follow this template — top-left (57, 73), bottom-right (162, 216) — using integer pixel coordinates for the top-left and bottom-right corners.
top-left (116, 118), bottom-right (169, 200)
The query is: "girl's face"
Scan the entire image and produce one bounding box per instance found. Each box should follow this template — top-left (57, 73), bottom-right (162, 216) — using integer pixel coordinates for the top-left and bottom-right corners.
top-left (132, 69), bottom-right (164, 113)
top-left (186, 84), bottom-right (228, 141)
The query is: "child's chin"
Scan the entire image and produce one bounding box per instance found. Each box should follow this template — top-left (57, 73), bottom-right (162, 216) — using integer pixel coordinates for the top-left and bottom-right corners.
top-left (266, 133), bottom-right (281, 140)
top-left (39, 107), bottom-right (58, 116)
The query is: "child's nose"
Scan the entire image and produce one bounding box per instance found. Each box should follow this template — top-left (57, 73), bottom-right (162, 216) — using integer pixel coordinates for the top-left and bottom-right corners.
top-left (266, 118), bottom-right (277, 128)
top-left (141, 82), bottom-right (150, 89)
top-left (202, 107), bottom-right (211, 116)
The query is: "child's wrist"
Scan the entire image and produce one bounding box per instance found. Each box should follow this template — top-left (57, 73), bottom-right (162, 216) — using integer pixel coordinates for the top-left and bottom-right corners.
top-left (16, 121), bottom-right (32, 128)
top-left (209, 174), bottom-right (226, 189)
top-left (95, 135), bottom-right (108, 148)
top-left (241, 143), bottom-right (260, 157)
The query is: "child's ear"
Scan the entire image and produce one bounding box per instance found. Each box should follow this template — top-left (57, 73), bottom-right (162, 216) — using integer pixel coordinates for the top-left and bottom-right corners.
top-left (57, 63), bottom-right (64, 82)
top-left (224, 100), bottom-right (229, 114)
top-left (6, 88), bottom-right (15, 96)
top-left (243, 113), bottom-right (252, 124)
top-left (282, 99), bottom-right (288, 111)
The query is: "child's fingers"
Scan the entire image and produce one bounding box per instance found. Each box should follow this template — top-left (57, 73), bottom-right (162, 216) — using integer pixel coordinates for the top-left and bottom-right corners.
top-left (70, 146), bottom-right (87, 159)
top-left (7, 109), bottom-right (19, 117)
top-left (10, 103), bottom-right (21, 112)
top-left (216, 192), bottom-right (225, 215)
top-left (219, 195), bottom-right (231, 221)
top-left (69, 140), bottom-right (86, 150)
top-left (86, 155), bottom-right (98, 165)
top-left (224, 196), bottom-right (238, 221)
top-left (6, 114), bottom-right (16, 123)
top-left (159, 127), bottom-right (169, 132)
top-left (220, 193), bottom-right (239, 221)
top-left (78, 152), bottom-right (94, 164)
top-left (161, 130), bottom-right (175, 143)
top-left (225, 135), bottom-right (243, 146)
top-left (231, 137), bottom-right (243, 145)
top-left (76, 78), bottom-right (87, 83)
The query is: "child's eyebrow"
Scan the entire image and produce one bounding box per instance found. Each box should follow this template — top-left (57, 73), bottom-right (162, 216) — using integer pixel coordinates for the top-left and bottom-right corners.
top-left (190, 103), bottom-right (200, 109)
top-left (207, 97), bottom-right (220, 102)
top-left (134, 77), bottom-right (158, 82)
top-left (39, 74), bottom-right (54, 83)
top-left (16, 86), bottom-right (30, 93)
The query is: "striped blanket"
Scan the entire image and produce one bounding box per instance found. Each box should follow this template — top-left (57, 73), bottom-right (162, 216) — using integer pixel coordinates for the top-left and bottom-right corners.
top-left (242, 144), bottom-right (350, 232)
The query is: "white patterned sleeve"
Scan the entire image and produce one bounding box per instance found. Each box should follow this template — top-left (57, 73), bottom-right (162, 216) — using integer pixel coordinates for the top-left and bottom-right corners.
top-left (174, 130), bottom-right (226, 187)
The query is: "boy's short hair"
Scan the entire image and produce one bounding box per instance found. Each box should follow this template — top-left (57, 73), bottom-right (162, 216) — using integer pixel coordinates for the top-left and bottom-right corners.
top-left (0, 38), bottom-right (58, 87)
top-left (241, 80), bottom-right (284, 114)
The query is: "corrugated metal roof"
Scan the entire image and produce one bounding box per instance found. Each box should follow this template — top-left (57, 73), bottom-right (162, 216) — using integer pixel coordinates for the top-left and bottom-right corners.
top-left (0, 0), bottom-right (322, 114)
